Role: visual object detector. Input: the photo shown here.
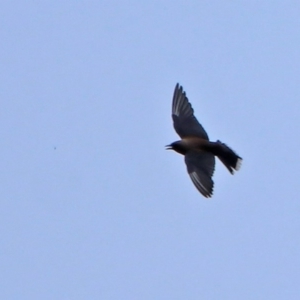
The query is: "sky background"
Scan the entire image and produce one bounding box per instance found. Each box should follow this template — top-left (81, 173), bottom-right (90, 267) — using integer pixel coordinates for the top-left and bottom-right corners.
top-left (1, 1), bottom-right (300, 299)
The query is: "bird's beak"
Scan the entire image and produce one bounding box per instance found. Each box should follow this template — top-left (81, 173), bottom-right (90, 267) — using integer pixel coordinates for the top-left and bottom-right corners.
top-left (165, 144), bottom-right (172, 150)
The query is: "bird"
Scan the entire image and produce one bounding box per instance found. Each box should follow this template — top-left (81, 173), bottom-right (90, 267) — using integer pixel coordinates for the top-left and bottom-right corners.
top-left (166, 83), bottom-right (242, 198)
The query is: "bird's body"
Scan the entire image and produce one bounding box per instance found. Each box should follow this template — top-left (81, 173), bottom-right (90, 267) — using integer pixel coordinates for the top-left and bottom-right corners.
top-left (167, 84), bottom-right (242, 198)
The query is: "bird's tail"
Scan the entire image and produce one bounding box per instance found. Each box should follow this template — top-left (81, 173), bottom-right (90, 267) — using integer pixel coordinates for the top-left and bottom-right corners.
top-left (215, 140), bottom-right (242, 174)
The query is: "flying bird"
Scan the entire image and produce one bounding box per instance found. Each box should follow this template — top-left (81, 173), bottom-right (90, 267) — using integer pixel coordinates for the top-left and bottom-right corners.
top-left (166, 83), bottom-right (242, 197)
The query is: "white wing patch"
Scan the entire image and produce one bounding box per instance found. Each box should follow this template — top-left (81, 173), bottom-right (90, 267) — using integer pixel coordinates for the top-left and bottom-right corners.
top-left (189, 171), bottom-right (211, 197)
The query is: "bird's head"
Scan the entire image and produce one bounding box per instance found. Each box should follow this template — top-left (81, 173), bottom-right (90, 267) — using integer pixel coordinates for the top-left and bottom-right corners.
top-left (165, 141), bottom-right (186, 155)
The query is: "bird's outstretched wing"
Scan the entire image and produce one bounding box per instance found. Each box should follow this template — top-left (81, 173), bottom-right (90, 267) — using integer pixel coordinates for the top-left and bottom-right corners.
top-left (172, 83), bottom-right (209, 140)
top-left (185, 151), bottom-right (215, 197)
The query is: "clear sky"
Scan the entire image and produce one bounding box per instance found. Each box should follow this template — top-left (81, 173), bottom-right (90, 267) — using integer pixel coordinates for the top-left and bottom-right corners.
top-left (1, 1), bottom-right (300, 299)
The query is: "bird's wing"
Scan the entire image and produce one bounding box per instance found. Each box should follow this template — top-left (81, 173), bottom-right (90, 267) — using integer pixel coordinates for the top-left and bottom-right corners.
top-left (184, 151), bottom-right (215, 197)
top-left (172, 83), bottom-right (209, 140)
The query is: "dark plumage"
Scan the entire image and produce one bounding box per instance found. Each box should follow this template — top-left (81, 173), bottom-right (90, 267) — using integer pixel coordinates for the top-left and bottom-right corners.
top-left (166, 84), bottom-right (242, 198)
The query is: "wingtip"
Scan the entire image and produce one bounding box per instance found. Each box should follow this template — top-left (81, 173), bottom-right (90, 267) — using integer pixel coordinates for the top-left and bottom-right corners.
top-left (175, 82), bottom-right (183, 90)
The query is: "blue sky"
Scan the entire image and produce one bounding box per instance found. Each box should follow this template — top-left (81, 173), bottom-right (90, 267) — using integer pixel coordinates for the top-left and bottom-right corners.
top-left (1, 1), bottom-right (300, 299)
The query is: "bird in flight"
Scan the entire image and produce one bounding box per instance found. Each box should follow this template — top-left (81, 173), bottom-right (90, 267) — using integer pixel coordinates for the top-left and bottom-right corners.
top-left (166, 83), bottom-right (242, 197)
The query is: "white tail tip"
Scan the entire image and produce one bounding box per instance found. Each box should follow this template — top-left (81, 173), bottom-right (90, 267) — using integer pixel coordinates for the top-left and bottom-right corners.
top-left (235, 158), bottom-right (242, 171)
